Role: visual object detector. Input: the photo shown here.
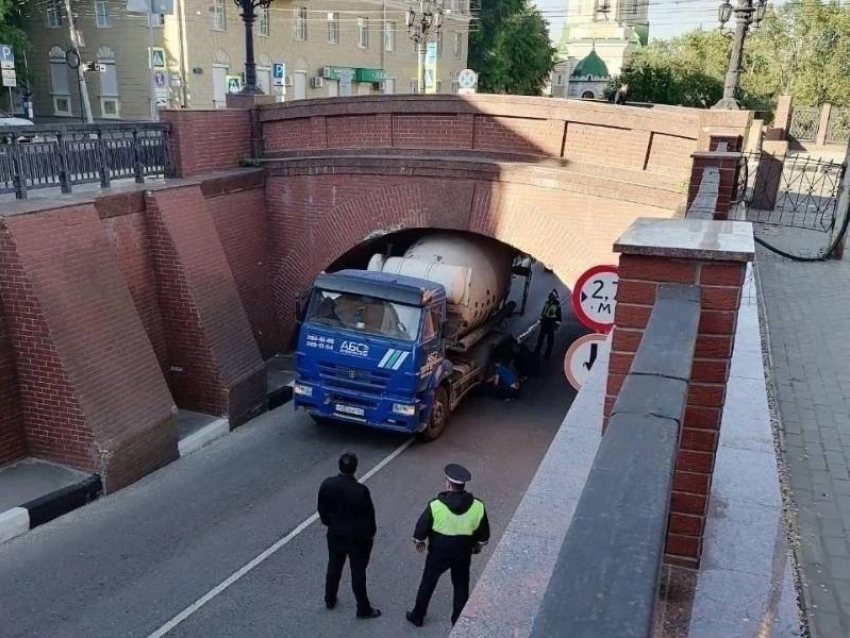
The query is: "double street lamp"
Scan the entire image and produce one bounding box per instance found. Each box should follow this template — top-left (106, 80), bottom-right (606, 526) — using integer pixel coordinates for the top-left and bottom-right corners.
top-left (234, 0), bottom-right (273, 95)
top-left (714, 0), bottom-right (768, 109)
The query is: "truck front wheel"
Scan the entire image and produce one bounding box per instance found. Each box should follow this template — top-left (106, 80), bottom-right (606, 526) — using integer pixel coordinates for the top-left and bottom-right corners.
top-left (419, 387), bottom-right (449, 442)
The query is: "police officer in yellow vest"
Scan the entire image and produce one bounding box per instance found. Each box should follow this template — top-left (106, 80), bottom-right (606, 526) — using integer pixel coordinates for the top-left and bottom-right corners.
top-left (534, 289), bottom-right (563, 358)
top-left (406, 464), bottom-right (490, 628)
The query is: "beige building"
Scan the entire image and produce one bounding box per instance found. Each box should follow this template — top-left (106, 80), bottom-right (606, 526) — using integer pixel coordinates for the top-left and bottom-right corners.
top-left (23, 0), bottom-right (472, 121)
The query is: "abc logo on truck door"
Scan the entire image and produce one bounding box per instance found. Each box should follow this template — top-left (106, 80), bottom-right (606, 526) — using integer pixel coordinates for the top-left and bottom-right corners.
top-left (339, 341), bottom-right (369, 357)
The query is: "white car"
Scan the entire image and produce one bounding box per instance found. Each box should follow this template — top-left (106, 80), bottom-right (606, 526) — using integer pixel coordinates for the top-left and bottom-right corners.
top-left (0, 110), bottom-right (34, 127)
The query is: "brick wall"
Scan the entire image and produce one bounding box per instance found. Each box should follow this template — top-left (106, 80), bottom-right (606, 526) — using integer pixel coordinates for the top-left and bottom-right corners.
top-left (161, 109), bottom-right (252, 178)
top-left (606, 253), bottom-right (748, 567)
top-left (258, 95), bottom-right (721, 177)
top-left (100, 199), bottom-right (169, 371)
top-left (0, 296), bottom-right (25, 465)
top-left (147, 187), bottom-right (266, 426)
top-left (207, 187), bottom-right (277, 358)
top-left (563, 123), bottom-right (649, 170)
top-left (327, 115), bottom-right (392, 148)
top-left (0, 206), bottom-right (177, 489)
top-left (687, 151), bottom-right (742, 221)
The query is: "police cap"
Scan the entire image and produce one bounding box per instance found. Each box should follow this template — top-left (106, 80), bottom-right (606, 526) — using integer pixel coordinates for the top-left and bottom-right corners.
top-left (445, 463), bottom-right (472, 485)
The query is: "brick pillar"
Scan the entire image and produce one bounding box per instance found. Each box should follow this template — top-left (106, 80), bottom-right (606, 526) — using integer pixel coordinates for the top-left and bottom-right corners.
top-left (687, 145), bottom-right (742, 221)
top-left (772, 95), bottom-right (793, 140)
top-left (606, 217), bottom-right (755, 568)
top-left (816, 103), bottom-right (833, 147)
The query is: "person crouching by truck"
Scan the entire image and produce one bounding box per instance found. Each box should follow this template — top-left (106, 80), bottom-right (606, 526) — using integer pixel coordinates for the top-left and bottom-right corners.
top-left (534, 290), bottom-right (562, 359)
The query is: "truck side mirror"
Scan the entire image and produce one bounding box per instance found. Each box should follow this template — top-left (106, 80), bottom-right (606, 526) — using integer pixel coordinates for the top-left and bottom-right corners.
top-left (295, 288), bottom-right (312, 322)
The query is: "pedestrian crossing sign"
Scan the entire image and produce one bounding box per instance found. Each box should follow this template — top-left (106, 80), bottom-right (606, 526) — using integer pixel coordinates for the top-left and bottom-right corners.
top-left (226, 75), bottom-right (243, 94)
top-left (149, 47), bottom-right (166, 68)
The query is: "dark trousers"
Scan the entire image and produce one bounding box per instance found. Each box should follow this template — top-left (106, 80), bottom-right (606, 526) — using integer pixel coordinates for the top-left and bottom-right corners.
top-left (534, 322), bottom-right (556, 358)
top-left (325, 535), bottom-right (373, 614)
top-left (411, 551), bottom-right (471, 625)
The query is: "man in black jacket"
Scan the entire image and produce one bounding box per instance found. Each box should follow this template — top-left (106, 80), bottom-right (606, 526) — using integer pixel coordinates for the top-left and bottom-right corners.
top-left (317, 452), bottom-right (381, 619)
top-left (534, 289), bottom-right (563, 358)
top-left (406, 464), bottom-right (490, 628)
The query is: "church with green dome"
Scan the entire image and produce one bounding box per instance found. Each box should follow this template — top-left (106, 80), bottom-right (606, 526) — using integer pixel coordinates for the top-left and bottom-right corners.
top-left (550, 0), bottom-right (649, 100)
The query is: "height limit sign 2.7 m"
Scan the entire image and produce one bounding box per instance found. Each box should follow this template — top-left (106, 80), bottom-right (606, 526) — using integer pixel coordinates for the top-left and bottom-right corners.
top-left (572, 264), bottom-right (618, 334)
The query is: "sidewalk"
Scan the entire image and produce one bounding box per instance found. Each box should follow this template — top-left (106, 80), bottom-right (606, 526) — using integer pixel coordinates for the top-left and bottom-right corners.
top-left (757, 243), bottom-right (850, 637)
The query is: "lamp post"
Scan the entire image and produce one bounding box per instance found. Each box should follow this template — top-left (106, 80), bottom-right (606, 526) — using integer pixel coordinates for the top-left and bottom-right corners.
top-left (234, 0), bottom-right (273, 95)
top-left (714, 0), bottom-right (767, 109)
top-left (406, 0), bottom-right (445, 93)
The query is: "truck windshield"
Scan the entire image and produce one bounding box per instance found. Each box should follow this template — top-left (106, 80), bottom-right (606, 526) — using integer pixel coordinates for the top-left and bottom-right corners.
top-left (308, 289), bottom-right (422, 342)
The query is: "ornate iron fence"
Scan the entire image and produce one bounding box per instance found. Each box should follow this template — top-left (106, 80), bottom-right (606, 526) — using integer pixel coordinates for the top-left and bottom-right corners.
top-left (0, 122), bottom-right (172, 199)
top-left (733, 151), bottom-right (844, 233)
top-left (826, 108), bottom-right (850, 146)
top-left (789, 106), bottom-right (820, 142)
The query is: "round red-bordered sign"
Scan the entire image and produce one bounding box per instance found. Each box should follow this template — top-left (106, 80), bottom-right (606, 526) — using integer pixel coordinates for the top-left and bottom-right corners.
top-left (572, 265), bottom-right (618, 334)
top-left (564, 333), bottom-right (608, 390)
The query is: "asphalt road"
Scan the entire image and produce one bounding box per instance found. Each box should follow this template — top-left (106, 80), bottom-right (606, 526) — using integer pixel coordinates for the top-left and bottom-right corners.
top-left (0, 270), bottom-right (581, 638)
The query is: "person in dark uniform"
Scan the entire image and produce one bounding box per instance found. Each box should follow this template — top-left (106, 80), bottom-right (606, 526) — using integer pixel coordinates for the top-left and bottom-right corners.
top-left (534, 289), bottom-right (563, 358)
top-left (406, 464), bottom-right (490, 628)
top-left (317, 452), bottom-right (381, 619)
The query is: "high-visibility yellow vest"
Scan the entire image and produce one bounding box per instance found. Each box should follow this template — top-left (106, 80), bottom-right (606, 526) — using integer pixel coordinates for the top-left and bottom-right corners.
top-left (430, 499), bottom-right (485, 537)
top-left (543, 302), bottom-right (558, 319)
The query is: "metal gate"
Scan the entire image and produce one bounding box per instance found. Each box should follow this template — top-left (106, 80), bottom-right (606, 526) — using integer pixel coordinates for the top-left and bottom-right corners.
top-left (733, 151), bottom-right (847, 257)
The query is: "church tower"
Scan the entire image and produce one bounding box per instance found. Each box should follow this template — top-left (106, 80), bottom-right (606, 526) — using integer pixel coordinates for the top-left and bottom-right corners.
top-left (551, 0), bottom-right (649, 99)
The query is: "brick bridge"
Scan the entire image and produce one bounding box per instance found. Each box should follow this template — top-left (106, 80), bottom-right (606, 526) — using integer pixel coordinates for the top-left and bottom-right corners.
top-left (0, 95), bottom-right (750, 490)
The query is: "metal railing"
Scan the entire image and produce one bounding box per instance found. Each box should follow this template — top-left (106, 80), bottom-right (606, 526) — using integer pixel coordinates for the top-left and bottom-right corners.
top-left (789, 106), bottom-right (820, 142)
top-left (0, 122), bottom-right (173, 199)
top-left (530, 284), bottom-right (700, 638)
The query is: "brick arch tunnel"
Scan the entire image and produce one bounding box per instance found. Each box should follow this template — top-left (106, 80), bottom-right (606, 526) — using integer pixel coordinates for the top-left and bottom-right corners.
top-left (255, 95), bottom-right (753, 348)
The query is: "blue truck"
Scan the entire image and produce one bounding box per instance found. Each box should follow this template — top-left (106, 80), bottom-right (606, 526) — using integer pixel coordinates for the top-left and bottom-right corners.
top-left (293, 234), bottom-right (531, 440)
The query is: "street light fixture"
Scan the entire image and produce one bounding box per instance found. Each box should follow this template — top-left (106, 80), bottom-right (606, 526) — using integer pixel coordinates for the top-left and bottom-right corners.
top-left (713, 0), bottom-right (768, 109)
top-left (407, 0), bottom-right (445, 93)
top-left (234, 0), bottom-right (273, 95)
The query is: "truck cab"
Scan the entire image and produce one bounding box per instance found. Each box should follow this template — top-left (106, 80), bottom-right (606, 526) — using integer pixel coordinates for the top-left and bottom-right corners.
top-left (293, 270), bottom-right (451, 439)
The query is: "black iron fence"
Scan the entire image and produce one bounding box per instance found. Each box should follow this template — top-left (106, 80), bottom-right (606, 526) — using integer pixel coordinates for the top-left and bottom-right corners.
top-left (0, 122), bottom-right (173, 199)
top-left (733, 151), bottom-right (844, 233)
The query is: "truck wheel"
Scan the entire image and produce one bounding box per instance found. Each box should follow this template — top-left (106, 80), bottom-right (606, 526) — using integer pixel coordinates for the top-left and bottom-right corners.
top-left (420, 387), bottom-right (449, 442)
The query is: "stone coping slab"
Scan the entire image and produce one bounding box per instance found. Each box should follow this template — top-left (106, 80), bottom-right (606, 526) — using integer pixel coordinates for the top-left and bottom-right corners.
top-left (615, 218), bottom-right (755, 262)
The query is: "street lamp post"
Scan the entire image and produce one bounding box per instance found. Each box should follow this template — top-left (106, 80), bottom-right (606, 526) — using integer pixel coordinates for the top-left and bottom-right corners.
top-left (234, 0), bottom-right (273, 95)
top-left (714, 0), bottom-right (767, 109)
top-left (406, 0), bottom-right (445, 93)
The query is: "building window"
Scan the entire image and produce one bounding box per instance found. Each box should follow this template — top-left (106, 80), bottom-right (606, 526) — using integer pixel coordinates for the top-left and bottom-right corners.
top-left (294, 7), bottom-right (307, 41)
top-left (357, 17), bottom-right (369, 49)
top-left (49, 46), bottom-right (71, 115)
top-left (409, 79), bottom-right (419, 94)
top-left (95, 1), bottom-right (111, 28)
top-left (211, 0), bottom-right (226, 31)
top-left (327, 12), bottom-right (339, 44)
top-left (46, 0), bottom-right (62, 27)
top-left (384, 21), bottom-right (395, 52)
top-left (453, 32), bottom-right (462, 57)
top-left (257, 5), bottom-right (269, 36)
top-left (149, 12), bottom-right (166, 27)
top-left (436, 31), bottom-right (443, 56)
top-left (98, 46), bottom-right (120, 118)
top-left (451, 81), bottom-right (459, 93)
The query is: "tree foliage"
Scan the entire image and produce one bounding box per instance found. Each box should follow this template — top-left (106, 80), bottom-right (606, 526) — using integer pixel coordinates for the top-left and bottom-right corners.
top-left (0, 0), bottom-right (27, 56)
top-left (469, 0), bottom-right (556, 95)
top-left (611, 0), bottom-right (850, 108)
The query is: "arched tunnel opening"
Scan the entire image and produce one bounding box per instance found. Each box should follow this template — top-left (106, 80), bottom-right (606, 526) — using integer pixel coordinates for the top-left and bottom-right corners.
top-left (288, 227), bottom-right (583, 442)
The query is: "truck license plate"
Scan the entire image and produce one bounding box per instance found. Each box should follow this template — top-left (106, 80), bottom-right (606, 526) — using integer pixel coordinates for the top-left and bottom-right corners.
top-left (336, 404), bottom-right (365, 417)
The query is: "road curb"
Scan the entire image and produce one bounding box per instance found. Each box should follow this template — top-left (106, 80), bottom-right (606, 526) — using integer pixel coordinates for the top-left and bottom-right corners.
top-left (0, 474), bottom-right (102, 547)
top-left (178, 417), bottom-right (230, 457)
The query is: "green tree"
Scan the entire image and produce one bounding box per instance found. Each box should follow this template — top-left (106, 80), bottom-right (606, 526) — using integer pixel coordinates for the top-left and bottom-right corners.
top-left (611, 0), bottom-right (850, 109)
top-left (469, 0), bottom-right (556, 95)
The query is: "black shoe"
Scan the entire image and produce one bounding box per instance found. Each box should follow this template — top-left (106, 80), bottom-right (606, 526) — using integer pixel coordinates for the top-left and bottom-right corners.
top-left (357, 608), bottom-right (381, 619)
top-left (325, 599), bottom-right (336, 610)
top-left (406, 611), bottom-right (423, 627)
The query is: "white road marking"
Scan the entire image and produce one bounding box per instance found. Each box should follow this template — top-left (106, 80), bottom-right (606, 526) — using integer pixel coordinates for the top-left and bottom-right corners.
top-left (144, 437), bottom-right (415, 638)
